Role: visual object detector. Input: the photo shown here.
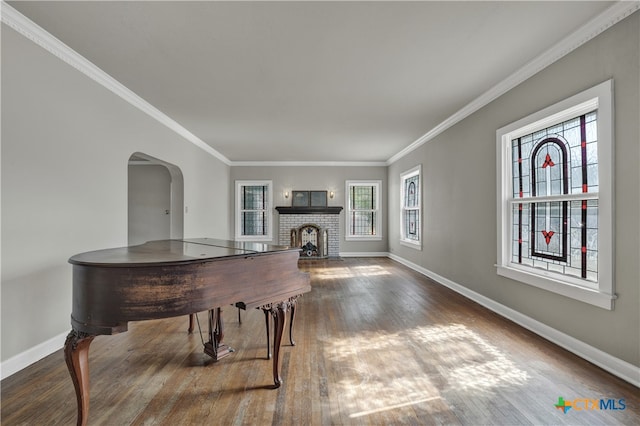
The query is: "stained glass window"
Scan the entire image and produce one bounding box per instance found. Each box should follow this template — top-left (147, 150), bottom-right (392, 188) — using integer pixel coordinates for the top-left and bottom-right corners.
top-left (497, 80), bottom-right (613, 309)
top-left (400, 166), bottom-right (421, 246)
top-left (235, 180), bottom-right (272, 241)
top-left (346, 181), bottom-right (381, 240)
top-left (511, 112), bottom-right (598, 282)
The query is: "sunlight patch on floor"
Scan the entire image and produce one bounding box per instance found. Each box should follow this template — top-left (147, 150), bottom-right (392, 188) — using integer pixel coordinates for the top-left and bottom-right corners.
top-left (408, 323), bottom-right (530, 391)
top-left (323, 323), bottom-right (529, 419)
top-left (313, 264), bottom-right (391, 280)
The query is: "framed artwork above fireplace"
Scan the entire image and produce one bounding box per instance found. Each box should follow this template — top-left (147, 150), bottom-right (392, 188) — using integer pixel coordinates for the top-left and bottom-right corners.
top-left (292, 190), bottom-right (327, 207)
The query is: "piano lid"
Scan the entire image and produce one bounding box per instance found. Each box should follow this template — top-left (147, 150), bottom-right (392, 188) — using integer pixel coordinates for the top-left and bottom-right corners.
top-left (182, 238), bottom-right (289, 254)
top-left (69, 238), bottom-right (295, 267)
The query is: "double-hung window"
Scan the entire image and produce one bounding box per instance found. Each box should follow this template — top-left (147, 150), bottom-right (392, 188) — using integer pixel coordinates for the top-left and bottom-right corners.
top-left (346, 181), bottom-right (382, 240)
top-left (235, 180), bottom-right (272, 241)
top-left (400, 165), bottom-right (422, 249)
top-left (496, 80), bottom-right (614, 309)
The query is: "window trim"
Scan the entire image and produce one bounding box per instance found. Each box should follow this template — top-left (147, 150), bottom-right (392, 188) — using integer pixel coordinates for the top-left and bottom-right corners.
top-left (235, 180), bottom-right (273, 242)
top-left (496, 80), bottom-right (615, 310)
top-left (345, 180), bottom-right (382, 241)
top-left (400, 165), bottom-right (422, 250)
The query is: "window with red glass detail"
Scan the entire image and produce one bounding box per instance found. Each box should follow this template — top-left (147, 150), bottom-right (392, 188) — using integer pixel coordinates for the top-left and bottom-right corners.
top-left (511, 112), bottom-right (598, 282)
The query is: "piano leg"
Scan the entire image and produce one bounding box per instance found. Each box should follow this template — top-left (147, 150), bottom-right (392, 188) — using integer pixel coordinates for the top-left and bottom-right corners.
top-left (264, 309), bottom-right (272, 360)
top-left (262, 296), bottom-right (301, 388)
top-left (270, 303), bottom-right (286, 388)
top-left (263, 299), bottom-right (298, 359)
top-left (289, 301), bottom-right (297, 347)
top-left (187, 313), bottom-right (194, 333)
top-left (64, 330), bottom-right (95, 426)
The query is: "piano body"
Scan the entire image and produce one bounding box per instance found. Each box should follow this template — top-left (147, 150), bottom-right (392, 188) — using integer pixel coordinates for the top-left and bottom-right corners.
top-left (64, 238), bottom-right (310, 426)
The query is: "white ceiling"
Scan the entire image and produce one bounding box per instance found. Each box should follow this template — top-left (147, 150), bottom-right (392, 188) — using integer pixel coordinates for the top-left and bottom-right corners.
top-left (7, 1), bottom-right (618, 164)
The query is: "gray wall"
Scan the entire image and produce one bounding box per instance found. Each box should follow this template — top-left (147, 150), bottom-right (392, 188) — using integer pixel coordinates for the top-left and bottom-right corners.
top-left (388, 13), bottom-right (639, 366)
top-left (1, 24), bottom-right (231, 363)
top-left (231, 166), bottom-right (388, 254)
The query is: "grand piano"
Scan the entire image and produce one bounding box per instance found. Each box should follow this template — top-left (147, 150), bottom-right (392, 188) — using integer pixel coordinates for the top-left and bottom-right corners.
top-left (64, 238), bottom-right (311, 426)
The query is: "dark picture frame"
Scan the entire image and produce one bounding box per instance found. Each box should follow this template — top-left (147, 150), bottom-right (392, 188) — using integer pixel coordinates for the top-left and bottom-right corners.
top-left (310, 191), bottom-right (328, 207)
top-left (292, 191), bottom-right (310, 207)
top-left (291, 190), bottom-right (328, 207)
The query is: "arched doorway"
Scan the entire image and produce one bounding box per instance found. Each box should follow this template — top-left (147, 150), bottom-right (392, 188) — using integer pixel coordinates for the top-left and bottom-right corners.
top-left (128, 152), bottom-right (184, 245)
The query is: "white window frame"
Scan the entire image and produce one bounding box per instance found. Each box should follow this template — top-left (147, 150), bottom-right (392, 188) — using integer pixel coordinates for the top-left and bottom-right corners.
top-left (345, 180), bottom-right (382, 241)
top-left (496, 80), bottom-right (615, 310)
top-left (400, 165), bottom-right (422, 249)
top-left (235, 180), bottom-right (273, 241)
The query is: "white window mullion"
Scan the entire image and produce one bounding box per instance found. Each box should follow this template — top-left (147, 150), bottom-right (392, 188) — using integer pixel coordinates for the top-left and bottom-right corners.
top-left (508, 193), bottom-right (599, 208)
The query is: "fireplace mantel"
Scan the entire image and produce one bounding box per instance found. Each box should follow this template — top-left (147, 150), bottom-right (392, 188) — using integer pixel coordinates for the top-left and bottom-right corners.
top-left (276, 206), bottom-right (343, 215)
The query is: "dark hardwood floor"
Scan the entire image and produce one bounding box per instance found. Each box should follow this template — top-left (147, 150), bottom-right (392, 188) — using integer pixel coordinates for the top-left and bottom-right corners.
top-left (2, 257), bottom-right (638, 425)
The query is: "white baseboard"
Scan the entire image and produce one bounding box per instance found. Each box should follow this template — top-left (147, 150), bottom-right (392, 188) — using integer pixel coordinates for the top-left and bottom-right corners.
top-left (339, 251), bottom-right (389, 257)
top-left (388, 253), bottom-right (640, 388)
top-left (1, 330), bottom-right (68, 380)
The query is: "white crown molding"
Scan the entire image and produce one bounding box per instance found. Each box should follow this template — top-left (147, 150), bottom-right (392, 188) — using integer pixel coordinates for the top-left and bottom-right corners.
top-left (0, 1), bottom-right (232, 166)
top-left (386, 1), bottom-right (640, 165)
top-left (231, 160), bottom-right (387, 167)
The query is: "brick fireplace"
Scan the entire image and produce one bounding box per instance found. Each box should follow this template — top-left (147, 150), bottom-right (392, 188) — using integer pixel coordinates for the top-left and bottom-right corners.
top-left (276, 206), bottom-right (343, 258)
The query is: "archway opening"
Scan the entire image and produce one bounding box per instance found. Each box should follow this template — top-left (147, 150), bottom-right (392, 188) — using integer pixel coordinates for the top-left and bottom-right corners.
top-left (128, 152), bottom-right (184, 245)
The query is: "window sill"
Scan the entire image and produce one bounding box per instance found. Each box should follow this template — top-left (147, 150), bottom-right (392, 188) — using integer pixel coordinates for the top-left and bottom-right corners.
top-left (400, 239), bottom-right (422, 250)
top-left (496, 264), bottom-right (615, 310)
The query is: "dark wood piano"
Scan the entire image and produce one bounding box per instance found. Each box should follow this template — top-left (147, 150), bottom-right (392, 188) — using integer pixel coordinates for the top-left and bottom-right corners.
top-left (64, 238), bottom-right (311, 426)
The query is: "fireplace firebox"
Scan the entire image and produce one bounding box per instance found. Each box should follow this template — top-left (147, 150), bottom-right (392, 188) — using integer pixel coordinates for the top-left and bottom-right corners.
top-left (291, 224), bottom-right (327, 258)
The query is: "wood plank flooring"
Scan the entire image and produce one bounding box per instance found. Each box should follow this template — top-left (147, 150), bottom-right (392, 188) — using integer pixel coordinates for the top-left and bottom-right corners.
top-left (2, 257), bottom-right (638, 425)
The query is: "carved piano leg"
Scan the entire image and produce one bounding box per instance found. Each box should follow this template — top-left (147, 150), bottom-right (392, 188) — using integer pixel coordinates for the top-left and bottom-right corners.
top-left (263, 308), bottom-right (272, 360)
top-left (289, 301), bottom-right (297, 346)
top-left (64, 330), bottom-right (95, 426)
top-left (203, 307), bottom-right (234, 360)
top-left (270, 303), bottom-right (286, 388)
top-left (263, 299), bottom-right (296, 358)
